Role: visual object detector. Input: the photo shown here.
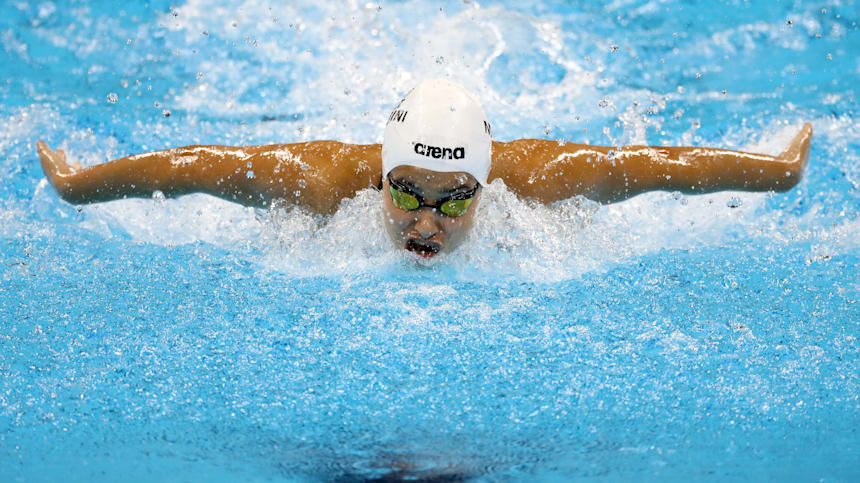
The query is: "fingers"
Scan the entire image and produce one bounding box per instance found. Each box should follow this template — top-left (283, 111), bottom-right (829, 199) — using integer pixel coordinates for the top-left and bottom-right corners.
top-left (37, 140), bottom-right (74, 175)
top-left (37, 140), bottom-right (59, 178)
top-left (36, 140), bottom-right (75, 198)
top-left (37, 140), bottom-right (52, 161)
top-left (779, 122), bottom-right (813, 168)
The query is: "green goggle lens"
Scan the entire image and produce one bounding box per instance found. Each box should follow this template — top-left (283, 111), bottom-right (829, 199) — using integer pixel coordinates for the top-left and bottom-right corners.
top-left (389, 186), bottom-right (419, 210)
top-left (440, 198), bottom-right (473, 216)
top-left (389, 186), bottom-right (474, 217)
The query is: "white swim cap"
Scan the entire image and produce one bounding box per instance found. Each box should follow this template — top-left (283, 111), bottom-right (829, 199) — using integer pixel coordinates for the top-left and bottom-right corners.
top-left (382, 79), bottom-right (492, 185)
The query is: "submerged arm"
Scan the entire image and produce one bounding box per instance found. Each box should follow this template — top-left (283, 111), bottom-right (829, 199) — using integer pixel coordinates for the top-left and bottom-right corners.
top-left (37, 140), bottom-right (382, 214)
top-left (490, 123), bottom-right (813, 204)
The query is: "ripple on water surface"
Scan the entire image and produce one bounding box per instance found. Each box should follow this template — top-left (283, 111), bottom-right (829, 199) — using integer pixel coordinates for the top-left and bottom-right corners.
top-left (1, 0), bottom-right (859, 481)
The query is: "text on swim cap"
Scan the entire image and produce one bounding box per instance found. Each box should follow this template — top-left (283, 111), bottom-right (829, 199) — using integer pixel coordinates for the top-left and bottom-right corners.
top-left (414, 143), bottom-right (465, 160)
top-left (387, 110), bottom-right (408, 124)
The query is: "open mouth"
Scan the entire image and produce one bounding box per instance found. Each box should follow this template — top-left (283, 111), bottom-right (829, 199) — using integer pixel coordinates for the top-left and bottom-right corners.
top-left (405, 238), bottom-right (441, 258)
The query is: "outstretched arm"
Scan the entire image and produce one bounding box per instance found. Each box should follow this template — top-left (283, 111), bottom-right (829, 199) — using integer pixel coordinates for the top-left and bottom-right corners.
top-left (490, 123), bottom-right (812, 204)
top-left (37, 141), bottom-right (382, 214)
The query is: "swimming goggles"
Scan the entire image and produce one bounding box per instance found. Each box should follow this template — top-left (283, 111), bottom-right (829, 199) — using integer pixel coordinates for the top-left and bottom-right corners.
top-left (387, 173), bottom-right (478, 217)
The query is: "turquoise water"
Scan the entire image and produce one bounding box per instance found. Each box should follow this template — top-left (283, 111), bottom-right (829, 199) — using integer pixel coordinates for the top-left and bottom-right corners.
top-left (2, 1), bottom-right (859, 481)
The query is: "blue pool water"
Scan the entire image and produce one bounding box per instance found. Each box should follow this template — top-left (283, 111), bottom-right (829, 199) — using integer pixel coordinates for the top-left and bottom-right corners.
top-left (2, 1), bottom-right (859, 480)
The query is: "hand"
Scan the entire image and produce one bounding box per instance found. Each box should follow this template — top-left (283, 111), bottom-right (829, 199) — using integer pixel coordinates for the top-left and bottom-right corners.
top-left (779, 122), bottom-right (813, 173)
top-left (37, 140), bottom-right (80, 197)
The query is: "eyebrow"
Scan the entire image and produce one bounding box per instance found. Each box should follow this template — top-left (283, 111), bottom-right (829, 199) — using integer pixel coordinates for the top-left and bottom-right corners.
top-left (390, 177), bottom-right (478, 199)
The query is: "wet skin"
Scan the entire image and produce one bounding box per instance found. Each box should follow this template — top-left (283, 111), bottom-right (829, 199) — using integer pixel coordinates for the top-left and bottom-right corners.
top-left (381, 166), bottom-right (481, 258)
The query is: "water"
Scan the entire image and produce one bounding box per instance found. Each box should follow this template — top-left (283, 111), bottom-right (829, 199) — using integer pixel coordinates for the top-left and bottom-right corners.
top-left (2, 1), bottom-right (859, 481)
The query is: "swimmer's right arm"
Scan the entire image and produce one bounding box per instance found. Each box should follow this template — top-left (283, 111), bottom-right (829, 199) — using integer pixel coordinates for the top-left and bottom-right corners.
top-left (37, 141), bottom-right (382, 214)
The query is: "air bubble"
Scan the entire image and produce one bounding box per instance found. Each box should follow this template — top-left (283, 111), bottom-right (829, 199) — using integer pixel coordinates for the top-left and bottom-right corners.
top-left (196, 72), bottom-right (204, 80)
top-left (162, 110), bottom-right (171, 117)
top-left (727, 197), bottom-right (742, 208)
top-left (152, 190), bottom-right (165, 203)
top-left (609, 44), bottom-right (619, 52)
top-left (106, 93), bottom-right (118, 104)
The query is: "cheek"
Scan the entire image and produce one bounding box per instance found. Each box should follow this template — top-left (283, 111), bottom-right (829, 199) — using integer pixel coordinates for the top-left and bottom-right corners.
top-left (439, 215), bottom-right (469, 235)
top-left (381, 203), bottom-right (412, 233)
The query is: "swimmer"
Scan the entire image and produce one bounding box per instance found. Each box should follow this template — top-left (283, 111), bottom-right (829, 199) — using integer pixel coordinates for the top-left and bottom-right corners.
top-left (37, 79), bottom-right (812, 258)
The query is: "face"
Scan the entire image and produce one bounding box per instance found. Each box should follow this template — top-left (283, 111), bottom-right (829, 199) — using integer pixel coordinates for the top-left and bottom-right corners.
top-left (381, 166), bottom-right (481, 258)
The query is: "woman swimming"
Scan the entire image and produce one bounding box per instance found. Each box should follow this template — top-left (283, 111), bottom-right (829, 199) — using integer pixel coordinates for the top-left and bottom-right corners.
top-left (38, 79), bottom-right (812, 258)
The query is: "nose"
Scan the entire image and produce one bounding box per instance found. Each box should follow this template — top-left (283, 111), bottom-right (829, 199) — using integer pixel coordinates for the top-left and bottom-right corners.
top-left (414, 208), bottom-right (441, 239)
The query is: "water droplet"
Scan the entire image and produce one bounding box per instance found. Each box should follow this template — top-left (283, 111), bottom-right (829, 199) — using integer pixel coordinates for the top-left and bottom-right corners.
top-left (246, 170), bottom-right (255, 179)
top-left (721, 90), bottom-right (727, 95)
top-left (435, 56), bottom-right (444, 64)
top-left (695, 72), bottom-right (702, 79)
top-left (231, 21), bottom-right (238, 28)
top-left (450, 105), bottom-right (456, 112)
top-left (202, 30), bottom-right (209, 36)
top-left (727, 197), bottom-right (742, 208)
top-left (609, 44), bottom-right (619, 52)
top-left (106, 93), bottom-right (118, 104)
top-left (598, 98), bottom-right (609, 108)
top-left (826, 53), bottom-right (833, 60)
top-left (152, 190), bottom-right (165, 203)
top-left (785, 170), bottom-right (792, 177)
top-left (162, 110), bottom-right (171, 117)
top-left (196, 72), bottom-right (204, 80)
top-left (297, 179), bottom-right (307, 188)
top-left (120, 80), bottom-right (129, 88)
top-left (786, 20), bottom-right (793, 26)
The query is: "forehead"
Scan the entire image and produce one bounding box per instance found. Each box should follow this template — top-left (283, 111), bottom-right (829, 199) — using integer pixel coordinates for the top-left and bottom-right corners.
top-left (388, 165), bottom-right (477, 190)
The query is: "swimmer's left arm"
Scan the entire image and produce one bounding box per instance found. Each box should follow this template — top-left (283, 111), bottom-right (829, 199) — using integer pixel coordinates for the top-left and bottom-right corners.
top-left (490, 123), bottom-right (812, 203)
